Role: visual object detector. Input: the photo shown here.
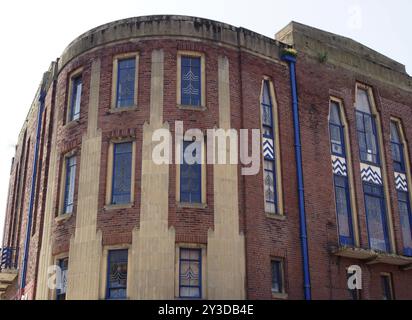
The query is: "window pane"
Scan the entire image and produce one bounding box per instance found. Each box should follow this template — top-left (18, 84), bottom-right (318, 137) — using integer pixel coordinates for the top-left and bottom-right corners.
top-left (112, 142), bottom-right (132, 205)
top-left (181, 56), bottom-right (201, 106)
top-left (381, 275), bottom-right (393, 300)
top-left (271, 261), bottom-right (283, 293)
top-left (64, 156), bottom-right (76, 214)
top-left (56, 258), bottom-right (68, 300)
top-left (390, 122), bottom-right (400, 143)
top-left (335, 184), bottom-right (351, 238)
top-left (179, 248), bottom-right (201, 298)
top-left (398, 192), bottom-right (412, 256)
top-left (107, 250), bottom-right (128, 300)
top-left (70, 76), bottom-right (82, 121)
top-left (180, 141), bottom-right (202, 203)
top-left (116, 58), bottom-right (136, 108)
top-left (329, 102), bottom-right (342, 125)
top-left (356, 89), bottom-right (371, 114)
top-left (264, 160), bottom-right (276, 214)
top-left (365, 191), bottom-right (389, 252)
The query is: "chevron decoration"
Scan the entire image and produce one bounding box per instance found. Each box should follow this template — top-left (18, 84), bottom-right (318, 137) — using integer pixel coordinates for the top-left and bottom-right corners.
top-left (331, 155), bottom-right (347, 177)
top-left (263, 137), bottom-right (275, 160)
top-left (395, 172), bottom-right (408, 192)
top-left (360, 164), bottom-right (383, 185)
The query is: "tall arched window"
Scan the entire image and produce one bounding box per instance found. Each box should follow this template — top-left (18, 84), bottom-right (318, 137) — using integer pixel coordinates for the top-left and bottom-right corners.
top-left (329, 100), bottom-right (354, 246)
top-left (260, 79), bottom-right (282, 215)
top-left (390, 120), bottom-right (412, 256)
top-left (356, 86), bottom-right (390, 252)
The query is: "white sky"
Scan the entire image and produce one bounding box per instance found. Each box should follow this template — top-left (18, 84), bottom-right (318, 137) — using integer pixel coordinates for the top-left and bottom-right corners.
top-left (1, 0), bottom-right (411, 244)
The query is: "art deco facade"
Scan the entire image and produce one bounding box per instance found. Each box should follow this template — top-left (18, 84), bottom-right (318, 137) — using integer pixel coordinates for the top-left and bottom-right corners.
top-left (1, 15), bottom-right (412, 300)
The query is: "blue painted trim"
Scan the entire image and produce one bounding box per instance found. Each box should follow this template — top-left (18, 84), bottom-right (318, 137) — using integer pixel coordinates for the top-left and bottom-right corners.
top-left (282, 53), bottom-right (311, 300)
top-left (20, 89), bottom-right (46, 291)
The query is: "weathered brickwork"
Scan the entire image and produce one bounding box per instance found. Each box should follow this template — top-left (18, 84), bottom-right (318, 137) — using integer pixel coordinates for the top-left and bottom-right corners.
top-left (1, 16), bottom-right (411, 300)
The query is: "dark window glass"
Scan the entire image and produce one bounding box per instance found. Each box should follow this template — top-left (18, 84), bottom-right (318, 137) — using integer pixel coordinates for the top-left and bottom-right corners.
top-left (390, 122), bottom-right (405, 172)
top-left (181, 56), bottom-right (201, 106)
top-left (179, 248), bottom-right (201, 298)
top-left (356, 111), bottom-right (379, 164)
top-left (107, 250), bottom-right (128, 300)
top-left (63, 156), bottom-right (76, 214)
top-left (398, 191), bottom-right (412, 256)
top-left (116, 58), bottom-right (136, 108)
top-left (56, 258), bottom-right (68, 300)
top-left (334, 176), bottom-right (354, 246)
top-left (69, 76), bottom-right (82, 121)
top-left (381, 275), bottom-right (394, 300)
top-left (112, 142), bottom-right (132, 205)
top-left (271, 260), bottom-right (284, 294)
top-left (180, 141), bottom-right (202, 204)
top-left (364, 184), bottom-right (389, 252)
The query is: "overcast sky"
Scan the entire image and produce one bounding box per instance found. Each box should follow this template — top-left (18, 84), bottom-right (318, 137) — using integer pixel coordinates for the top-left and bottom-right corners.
top-left (1, 0), bottom-right (411, 244)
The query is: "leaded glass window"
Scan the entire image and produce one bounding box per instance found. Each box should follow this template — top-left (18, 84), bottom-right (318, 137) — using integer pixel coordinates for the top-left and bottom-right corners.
top-left (356, 89), bottom-right (379, 164)
top-left (69, 75), bottom-right (82, 121)
top-left (181, 56), bottom-right (201, 106)
top-left (63, 155), bottom-right (76, 214)
top-left (271, 260), bottom-right (284, 294)
top-left (180, 141), bottom-right (202, 204)
top-left (56, 258), bottom-right (68, 300)
top-left (364, 183), bottom-right (389, 252)
top-left (179, 248), bottom-right (201, 299)
top-left (111, 142), bottom-right (132, 205)
top-left (106, 249), bottom-right (128, 300)
top-left (116, 58), bottom-right (136, 108)
top-left (390, 122), bottom-right (405, 172)
top-left (261, 80), bottom-right (277, 214)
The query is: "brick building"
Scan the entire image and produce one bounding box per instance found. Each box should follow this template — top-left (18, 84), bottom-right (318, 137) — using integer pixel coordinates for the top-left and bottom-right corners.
top-left (1, 15), bottom-right (411, 300)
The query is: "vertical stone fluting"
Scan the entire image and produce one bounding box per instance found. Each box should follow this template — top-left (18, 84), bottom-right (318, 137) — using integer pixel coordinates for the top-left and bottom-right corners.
top-left (129, 49), bottom-right (175, 299)
top-left (65, 59), bottom-right (103, 300)
top-left (207, 56), bottom-right (246, 299)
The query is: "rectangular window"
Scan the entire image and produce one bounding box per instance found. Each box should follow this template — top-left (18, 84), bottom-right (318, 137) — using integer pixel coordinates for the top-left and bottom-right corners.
top-left (63, 155), bottom-right (76, 214)
top-left (364, 183), bottom-right (389, 252)
top-left (398, 191), bottom-right (412, 256)
top-left (356, 111), bottom-right (379, 165)
top-left (111, 142), bottom-right (133, 205)
top-left (69, 75), bottom-right (82, 121)
top-left (381, 274), bottom-right (394, 300)
top-left (271, 260), bottom-right (284, 294)
top-left (56, 258), bottom-right (68, 300)
top-left (180, 141), bottom-right (202, 204)
top-left (180, 56), bottom-right (202, 107)
top-left (106, 249), bottom-right (128, 300)
top-left (334, 176), bottom-right (354, 246)
top-left (116, 58), bottom-right (136, 108)
top-left (179, 248), bottom-right (201, 299)
top-left (390, 122), bottom-right (405, 172)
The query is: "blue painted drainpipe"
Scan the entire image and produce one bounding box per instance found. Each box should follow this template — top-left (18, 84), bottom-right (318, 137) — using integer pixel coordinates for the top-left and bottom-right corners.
top-left (20, 88), bottom-right (46, 293)
top-left (282, 53), bottom-right (312, 300)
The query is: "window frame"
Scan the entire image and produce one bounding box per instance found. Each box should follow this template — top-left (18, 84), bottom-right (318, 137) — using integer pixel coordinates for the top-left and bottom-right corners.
top-left (66, 68), bottom-right (83, 124)
top-left (356, 110), bottom-right (380, 166)
top-left (363, 182), bottom-right (390, 252)
top-left (390, 121), bottom-right (406, 173)
top-left (333, 175), bottom-right (354, 246)
top-left (111, 53), bottom-right (139, 111)
top-left (176, 138), bottom-right (207, 207)
top-left (177, 51), bottom-right (206, 110)
top-left (178, 247), bottom-right (202, 299)
top-left (381, 273), bottom-right (395, 300)
top-left (55, 256), bottom-right (69, 300)
top-left (105, 249), bottom-right (129, 300)
top-left (105, 139), bottom-right (136, 208)
top-left (58, 150), bottom-right (78, 217)
top-left (260, 78), bottom-right (283, 217)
